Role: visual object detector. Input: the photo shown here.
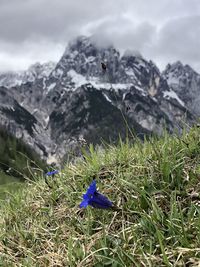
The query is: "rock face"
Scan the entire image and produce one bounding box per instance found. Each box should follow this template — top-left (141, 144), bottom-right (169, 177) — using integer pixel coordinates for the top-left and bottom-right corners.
top-left (0, 62), bottom-right (56, 88)
top-left (0, 36), bottom-right (197, 163)
top-left (163, 61), bottom-right (200, 116)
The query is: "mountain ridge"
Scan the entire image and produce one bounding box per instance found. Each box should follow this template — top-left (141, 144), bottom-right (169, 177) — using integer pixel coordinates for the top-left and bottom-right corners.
top-left (0, 36), bottom-right (198, 164)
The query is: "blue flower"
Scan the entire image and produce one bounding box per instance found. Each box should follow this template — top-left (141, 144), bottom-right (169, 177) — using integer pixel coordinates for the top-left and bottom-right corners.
top-left (80, 180), bottom-right (113, 209)
top-left (46, 170), bottom-right (59, 176)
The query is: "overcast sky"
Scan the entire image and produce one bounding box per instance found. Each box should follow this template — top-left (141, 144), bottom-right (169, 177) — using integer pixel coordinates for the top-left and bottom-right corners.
top-left (0, 0), bottom-right (200, 72)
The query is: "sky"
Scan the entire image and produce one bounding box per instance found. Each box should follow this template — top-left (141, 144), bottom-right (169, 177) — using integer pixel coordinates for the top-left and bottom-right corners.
top-left (0, 0), bottom-right (200, 72)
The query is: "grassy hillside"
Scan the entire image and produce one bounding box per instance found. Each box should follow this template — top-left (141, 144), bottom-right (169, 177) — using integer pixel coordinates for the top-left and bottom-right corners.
top-left (0, 127), bottom-right (46, 179)
top-left (0, 127), bottom-right (200, 266)
top-left (0, 127), bottom-right (47, 198)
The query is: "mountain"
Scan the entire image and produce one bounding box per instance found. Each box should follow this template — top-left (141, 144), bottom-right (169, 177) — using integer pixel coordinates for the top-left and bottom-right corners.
top-left (0, 62), bottom-right (56, 88)
top-left (163, 61), bottom-right (200, 116)
top-left (0, 36), bottom-right (197, 164)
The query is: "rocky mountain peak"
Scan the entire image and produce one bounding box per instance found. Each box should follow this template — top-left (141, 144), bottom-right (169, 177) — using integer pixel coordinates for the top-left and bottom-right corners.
top-left (53, 35), bottom-right (164, 91)
top-left (58, 35), bottom-right (119, 78)
top-left (163, 61), bottom-right (198, 83)
top-left (68, 35), bottom-right (97, 55)
top-left (28, 61), bottom-right (56, 78)
top-left (0, 61), bottom-right (56, 88)
top-left (163, 61), bottom-right (200, 116)
top-left (0, 35), bottom-right (198, 163)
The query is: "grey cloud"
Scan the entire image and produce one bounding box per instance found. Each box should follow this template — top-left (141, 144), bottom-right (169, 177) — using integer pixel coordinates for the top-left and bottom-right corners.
top-left (0, 0), bottom-right (120, 43)
top-left (151, 16), bottom-right (200, 70)
top-left (158, 16), bottom-right (200, 58)
top-left (91, 18), bottom-right (156, 53)
top-left (0, 0), bottom-right (200, 72)
top-left (2, 0), bottom-right (198, 43)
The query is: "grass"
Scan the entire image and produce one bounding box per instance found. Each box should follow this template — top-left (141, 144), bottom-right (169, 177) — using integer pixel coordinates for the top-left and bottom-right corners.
top-left (0, 126), bottom-right (200, 266)
top-left (0, 171), bottom-right (23, 200)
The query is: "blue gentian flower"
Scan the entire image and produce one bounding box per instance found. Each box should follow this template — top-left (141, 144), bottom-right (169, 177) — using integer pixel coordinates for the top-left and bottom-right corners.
top-left (46, 170), bottom-right (59, 176)
top-left (80, 180), bottom-right (113, 209)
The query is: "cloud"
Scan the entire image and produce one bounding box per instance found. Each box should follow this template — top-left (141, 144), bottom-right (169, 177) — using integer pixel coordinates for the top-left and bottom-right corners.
top-left (0, 0), bottom-right (121, 43)
top-left (0, 0), bottom-right (200, 72)
top-left (149, 15), bottom-right (200, 71)
top-left (0, 40), bottom-right (64, 72)
top-left (157, 16), bottom-right (200, 59)
top-left (90, 17), bottom-right (156, 53)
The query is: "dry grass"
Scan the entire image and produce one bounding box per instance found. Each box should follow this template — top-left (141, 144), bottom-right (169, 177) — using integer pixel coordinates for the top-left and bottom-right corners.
top-left (1, 127), bottom-right (200, 266)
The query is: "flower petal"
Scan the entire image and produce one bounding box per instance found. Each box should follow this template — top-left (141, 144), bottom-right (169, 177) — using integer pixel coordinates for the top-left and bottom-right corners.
top-left (89, 192), bottom-right (113, 209)
top-left (85, 180), bottom-right (96, 196)
top-left (46, 170), bottom-right (59, 176)
top-left (80, 199), bottom-right (89, 208)
top-left (83, 193), bottom-right (90, 200)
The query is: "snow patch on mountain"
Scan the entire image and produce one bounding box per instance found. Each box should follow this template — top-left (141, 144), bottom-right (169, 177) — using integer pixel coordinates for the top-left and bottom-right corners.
top-left (46, 82), bottom-right (56, 93)
top-left (166, 73), bottom-right (179, 85)
top-left (0, 62), bottom-right (56, 88)
top-left (163, 90), bottom-right (185, 107)
top-left (68, 69), bottom-right (134, 91)
top-left (103, 93), bottom-right (112, 103)
top-left (68, 69), bottom-right (88, 88)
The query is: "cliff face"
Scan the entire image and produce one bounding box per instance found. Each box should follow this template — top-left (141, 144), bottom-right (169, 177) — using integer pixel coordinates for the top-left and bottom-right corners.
top-left (0, 36), bottom-right (197, 163)
top-left (163, 61), bottom-right (200, 116)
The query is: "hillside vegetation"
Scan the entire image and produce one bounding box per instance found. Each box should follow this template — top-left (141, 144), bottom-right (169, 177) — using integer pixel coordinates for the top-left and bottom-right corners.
top-left (0, 127), bottom-right (200, 266)
top-left (0, 127), bottom-right (46, 197)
